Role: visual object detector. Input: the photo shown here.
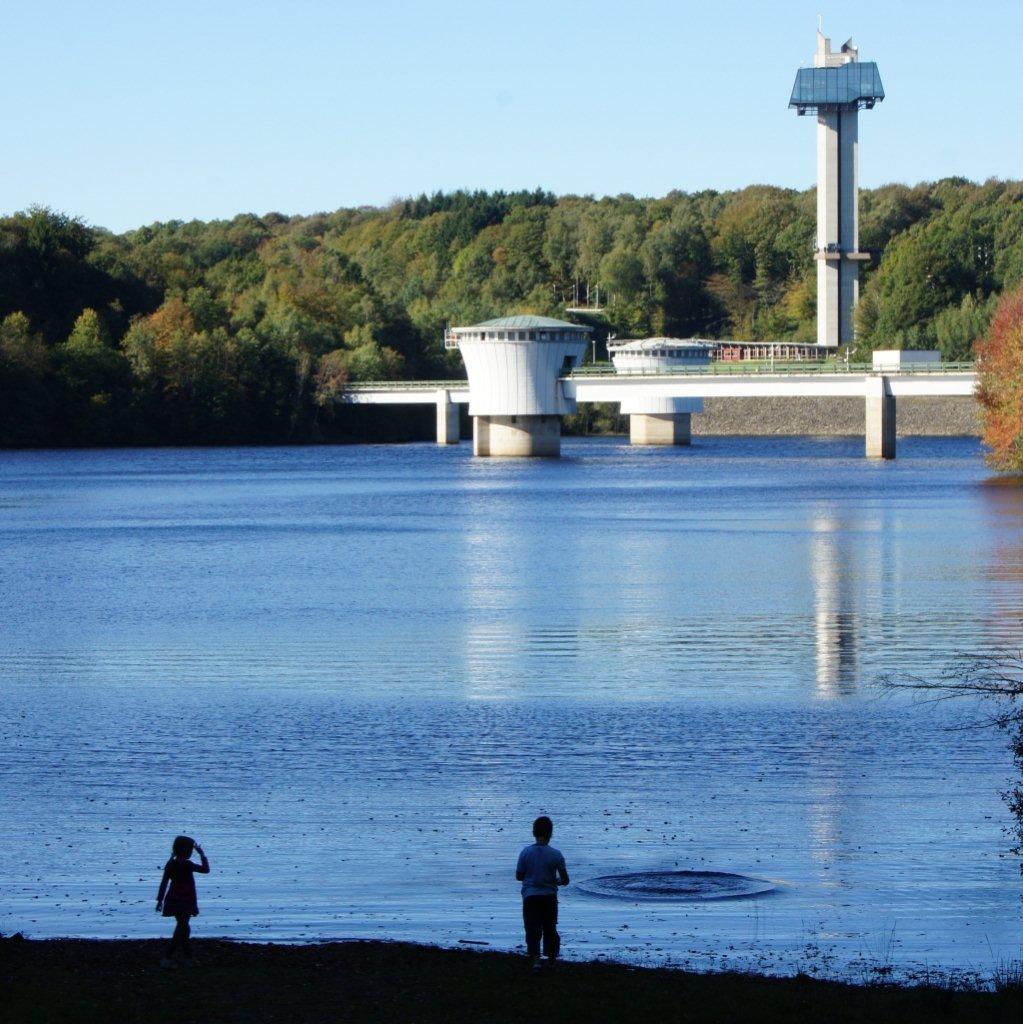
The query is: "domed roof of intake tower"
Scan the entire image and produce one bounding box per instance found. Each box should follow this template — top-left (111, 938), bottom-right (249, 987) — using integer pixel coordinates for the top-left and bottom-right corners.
top-left (465, 315), bottom-right (592, 332)
top-left (608, 337), bottom-right (714, 352)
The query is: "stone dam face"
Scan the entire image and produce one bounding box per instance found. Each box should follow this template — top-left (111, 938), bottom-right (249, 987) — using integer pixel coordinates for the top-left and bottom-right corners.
top-left (563, 397), bottom-right (980, 440)
top-left (692, 395), bottom-right (980, 437)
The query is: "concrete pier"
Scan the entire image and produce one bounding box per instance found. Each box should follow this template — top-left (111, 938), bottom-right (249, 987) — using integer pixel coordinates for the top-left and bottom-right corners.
top-left (630, 412), bottom-right (692, 446)
top-left (609, 339), bottom-right (710, 446)
top-left (473, 415), bottom-right (561, 457)
top-left (865, 375), bottom-right (896, 459)
top-left (436, 391), bottom-right (460, 444)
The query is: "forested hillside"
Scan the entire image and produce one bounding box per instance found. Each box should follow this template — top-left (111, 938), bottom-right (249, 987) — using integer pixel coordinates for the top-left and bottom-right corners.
top-left (2, 178), bottom-right (1021, 446)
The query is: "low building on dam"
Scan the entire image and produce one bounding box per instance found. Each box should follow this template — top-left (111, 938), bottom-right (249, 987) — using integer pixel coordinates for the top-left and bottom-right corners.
top-left (607, 338), bottom-right (713, 446)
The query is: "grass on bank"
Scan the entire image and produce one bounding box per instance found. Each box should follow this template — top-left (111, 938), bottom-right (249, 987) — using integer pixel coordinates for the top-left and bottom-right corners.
top-left (2, 937), bottom-right (1022, 1024)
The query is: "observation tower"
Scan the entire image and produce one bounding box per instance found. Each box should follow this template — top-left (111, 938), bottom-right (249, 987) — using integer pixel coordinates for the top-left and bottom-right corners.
top-left (790, 31), bottom-right (884, 348)
top-left (445, 315), bottom-right (591, 456)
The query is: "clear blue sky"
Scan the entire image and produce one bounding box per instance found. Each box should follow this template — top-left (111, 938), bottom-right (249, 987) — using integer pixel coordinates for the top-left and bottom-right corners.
top-left (3, 0), bottom-right (1020, 232)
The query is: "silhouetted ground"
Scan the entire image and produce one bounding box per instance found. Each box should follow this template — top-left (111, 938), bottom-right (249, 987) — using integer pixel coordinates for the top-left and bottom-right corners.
top-left (2, 935), bottom-right (1021, 1024)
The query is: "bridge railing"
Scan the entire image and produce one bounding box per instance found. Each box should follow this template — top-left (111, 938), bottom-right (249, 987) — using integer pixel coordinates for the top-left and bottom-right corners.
top-left (566, 361), bottom-right (976, 377)
top-left (342, 362), bottom-right (976, 393)
top-left (346, 380), bottom-right (468, 392)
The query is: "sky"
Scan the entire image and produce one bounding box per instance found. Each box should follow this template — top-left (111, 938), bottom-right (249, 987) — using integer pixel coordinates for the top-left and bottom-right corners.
top-left (3, 0), bottom-right (1021, 232)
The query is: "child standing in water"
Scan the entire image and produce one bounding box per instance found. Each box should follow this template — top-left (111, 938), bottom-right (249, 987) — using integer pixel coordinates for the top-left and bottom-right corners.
top-left (515, 816), bottom-right (569, 973)
top-left (156, 835), bottom-right (209, 967)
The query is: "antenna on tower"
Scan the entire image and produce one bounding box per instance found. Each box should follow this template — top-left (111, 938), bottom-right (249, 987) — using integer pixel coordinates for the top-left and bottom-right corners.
top-left (817, 14), bottom-right (823, 31)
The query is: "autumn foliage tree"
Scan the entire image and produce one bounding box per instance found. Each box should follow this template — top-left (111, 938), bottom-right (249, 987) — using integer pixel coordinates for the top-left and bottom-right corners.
top-left (976, 282), bottom-right (1023, 471)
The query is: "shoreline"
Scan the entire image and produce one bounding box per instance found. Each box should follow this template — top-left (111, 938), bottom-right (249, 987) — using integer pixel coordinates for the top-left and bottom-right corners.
top-left (3, 936), bottom-right (1020, 1023)
top-left (0, 397), bottom-right (983, 451)
top-left (0, 426), bottom-right (985, 454)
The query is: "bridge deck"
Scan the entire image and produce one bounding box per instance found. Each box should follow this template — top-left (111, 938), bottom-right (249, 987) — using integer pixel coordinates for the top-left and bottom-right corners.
top-left (343, 364), bottom-right (977, 404)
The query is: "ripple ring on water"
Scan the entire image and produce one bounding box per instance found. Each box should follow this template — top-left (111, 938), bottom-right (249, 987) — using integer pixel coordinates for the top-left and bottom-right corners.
top-left (578, 870), bottom-right (778, 902)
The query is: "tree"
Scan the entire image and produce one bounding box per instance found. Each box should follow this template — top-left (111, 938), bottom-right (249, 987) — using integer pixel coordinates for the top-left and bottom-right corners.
top-left (0, 311), bottom-right (51, 443)
top-left (0, 207), bottom-right (151, 346)
top-left (337, 331), bottom-right (405, 381)
top-left (0, 310), bottom-right (47, 376)
top-left (933, 294), bottom-right (995, 362)
top-left (59, 309), bottom-right (124, 390)
top-left (56, 308), bottom-right (131, 443)
top-left (314, 350), bottom-right (350, 405)
top-left (122, 300), bottom-right (246, 443)
top-left (976, 282), bottom-right (1023, 471)
top-left (884, 651), bottom-right (1023, 872)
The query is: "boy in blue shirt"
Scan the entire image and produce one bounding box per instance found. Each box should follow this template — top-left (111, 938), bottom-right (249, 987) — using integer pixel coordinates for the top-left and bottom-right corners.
top-left (515, 815), bottom-right (569, 972)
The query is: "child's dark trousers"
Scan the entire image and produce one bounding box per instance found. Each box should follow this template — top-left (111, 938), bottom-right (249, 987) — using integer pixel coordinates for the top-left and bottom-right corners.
top-left (523, 895), bottom-right (560, 959)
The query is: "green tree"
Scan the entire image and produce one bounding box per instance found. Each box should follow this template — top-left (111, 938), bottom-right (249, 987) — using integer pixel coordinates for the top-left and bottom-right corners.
top-left (338, 328), bottom-right (405, 381)
top-left (56, 308), bottom-right (131, 443)
top-left (933, 294), bottom-right (995, 361)
top-left (0, 311), bottom-right (51, 443)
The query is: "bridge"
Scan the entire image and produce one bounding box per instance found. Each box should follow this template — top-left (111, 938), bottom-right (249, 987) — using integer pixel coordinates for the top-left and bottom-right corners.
top-left (342, 361), bottom-right (978, 459)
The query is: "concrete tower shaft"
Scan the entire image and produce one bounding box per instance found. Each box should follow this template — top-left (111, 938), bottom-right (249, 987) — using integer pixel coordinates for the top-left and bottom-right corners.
top-left (790, 31), bottom-right (884, 348)
top-left (816, 105), bottom-right (865, 346)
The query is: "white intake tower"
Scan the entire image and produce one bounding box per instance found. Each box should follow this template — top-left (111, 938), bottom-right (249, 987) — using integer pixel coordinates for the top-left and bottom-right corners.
top-left (608, 338), bottom-right (713, 445)
top-left (445, 315), bottom-right (591, 456)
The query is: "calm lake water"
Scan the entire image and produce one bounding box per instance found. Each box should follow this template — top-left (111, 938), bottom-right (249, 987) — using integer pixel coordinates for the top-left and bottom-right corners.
top-left (2, 436), bottom-right (1022, 979)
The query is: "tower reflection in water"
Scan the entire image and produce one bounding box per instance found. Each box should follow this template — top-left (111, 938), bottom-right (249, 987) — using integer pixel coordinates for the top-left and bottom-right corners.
top-left (810, 507), bottom-right (869, 699)
top-left (458, 478), bottom-right (588, 701)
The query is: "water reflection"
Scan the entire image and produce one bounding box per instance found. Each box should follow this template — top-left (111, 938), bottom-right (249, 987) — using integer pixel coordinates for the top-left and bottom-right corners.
top-left (453, 484), bottom-right (979, 702)
top-left (980, 480), bottom-right (1023, 624)
top-left (460, 494), bottom-right (518, 701)
top-left (810, 510), bottom-right (859, 698)
top-left (458, 482), bottom-right (590, 701)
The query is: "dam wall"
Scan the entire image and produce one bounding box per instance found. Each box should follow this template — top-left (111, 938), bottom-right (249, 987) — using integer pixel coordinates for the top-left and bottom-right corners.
top-left (690, 395), bottom-right (981, 437)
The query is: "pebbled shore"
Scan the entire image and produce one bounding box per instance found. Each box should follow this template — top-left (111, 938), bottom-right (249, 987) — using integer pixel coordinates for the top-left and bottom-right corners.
top-left (2, 936), bottom-right (1020, 1024)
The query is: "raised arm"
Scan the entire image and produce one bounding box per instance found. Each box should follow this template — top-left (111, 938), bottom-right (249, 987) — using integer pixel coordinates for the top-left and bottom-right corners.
top-left (193, 844), bottom-right (210, 874)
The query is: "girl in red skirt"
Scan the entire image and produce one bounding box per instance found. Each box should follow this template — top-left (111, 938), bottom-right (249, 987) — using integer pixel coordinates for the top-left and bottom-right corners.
top-left (156, 835), bottom-right (210, 966)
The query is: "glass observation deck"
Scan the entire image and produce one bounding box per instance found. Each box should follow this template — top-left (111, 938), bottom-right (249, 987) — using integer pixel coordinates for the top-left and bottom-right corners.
top-left (789, 62), bottom-right (884, 113)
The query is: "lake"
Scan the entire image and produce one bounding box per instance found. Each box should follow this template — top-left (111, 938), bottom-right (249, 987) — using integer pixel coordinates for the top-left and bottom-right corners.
top-left (1, 436), bottom-right (1021, 980)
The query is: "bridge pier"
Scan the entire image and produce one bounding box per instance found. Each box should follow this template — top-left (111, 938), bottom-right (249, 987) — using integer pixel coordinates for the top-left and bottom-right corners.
top-left (473, 415), bottom-right (561, 457)
top-left (865, 375), bottom-right (896, 459)
top-left (621, 396), bottom-right (702, 447)
top-left (630, 412), bottom-right (692, 446)
top-left (436, 390), bottom-right (460, 444)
